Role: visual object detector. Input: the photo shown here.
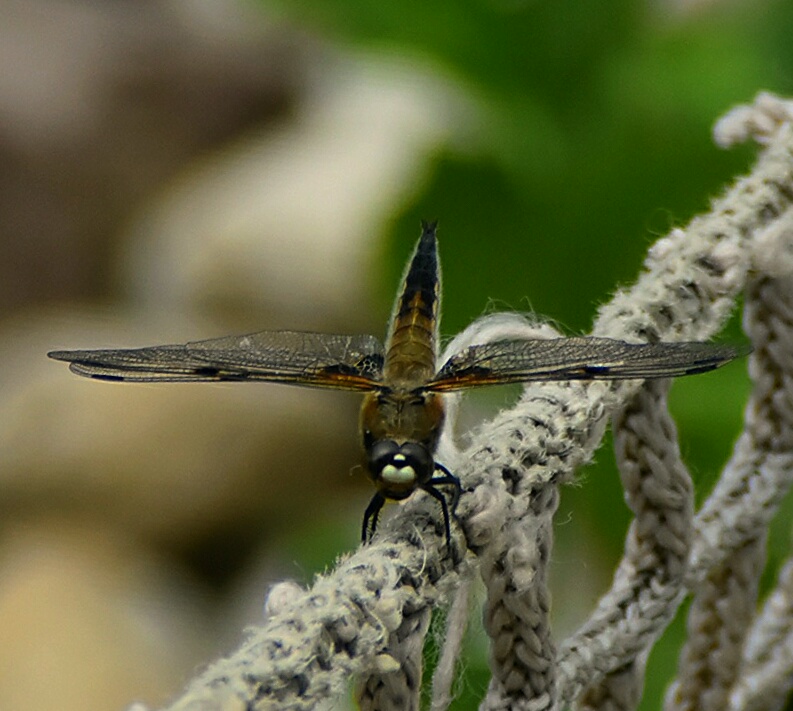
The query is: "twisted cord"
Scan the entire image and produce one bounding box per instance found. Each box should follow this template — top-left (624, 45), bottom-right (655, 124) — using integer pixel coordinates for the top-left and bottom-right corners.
top-left (548, 101), bottom-right (793, 701)
top-left (664, 273), bottom-right (793, 711)
top-left (356, 593), bottom-right (431, 711)
top-left (139, 96), bottom-right (793, 711)
top-left (485, 109), bottom-right (793, 710)
top-left (714, 92), bottom-right (793, 149)
top-left (554, 99), bottom-right (793, 709)
top-left (557, 379), bottom-right (693, 711)
top-left (153, 536), bottom-right (458, 711)
top-left (690, 274), bottom-right (793, 579)
top-left (478, 475), bottom-right (560, 711)
top-left (666, 98), bottom-right (793, 711)
top-left (666, 535), bottom-right (767, 711)
top-left (430, 566), bottom-right (474, 711)
top-left (573, 652), bottom-right (649, 711)
top-left (730, 556), bottom-right (793, 711)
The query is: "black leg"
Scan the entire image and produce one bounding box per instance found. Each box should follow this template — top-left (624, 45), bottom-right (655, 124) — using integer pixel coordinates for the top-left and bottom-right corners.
top-left (429, 464), bottom-right (462, 513)
top-left (421, 483), bottom-right (453, 548)
top-left (422, 465), bottom-right (462, 551)
top-left (362, 492), bottom-right (385, 543)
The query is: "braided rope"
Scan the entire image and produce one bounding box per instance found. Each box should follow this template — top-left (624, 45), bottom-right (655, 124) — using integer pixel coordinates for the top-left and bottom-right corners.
top-left (559, 379), bottom-right (693, 710)
top-left (731, 556), bottom-right (793, 711)
top-left (136, 94), bottom-right (793, 711)
top-left (430, 567), bottom-right (474, 710)
top-left (666, 536), bottom-right (766, 711)
top-left (356, 593), bottom-right (431, 711)
top-left (663, 271), bottom-right (793, 710)
top-left (482, 105), bottom-right (793, 710)
top-left (573, 653), bottom-right (649, 711)
top-left (689, 275), bottom-right (793, 582)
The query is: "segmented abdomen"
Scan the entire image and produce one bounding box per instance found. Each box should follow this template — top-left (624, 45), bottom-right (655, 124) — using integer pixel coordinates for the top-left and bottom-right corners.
top-left (383, 222), bottom-right (440, 387)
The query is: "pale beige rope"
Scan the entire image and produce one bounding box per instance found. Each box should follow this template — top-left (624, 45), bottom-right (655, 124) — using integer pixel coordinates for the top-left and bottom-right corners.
top-left (483, 111), bottom-right (793, 711)
top-left (430, 566), bottom-right (474, 711)
top-left (730, 556), bottom-right (793, 711)
top-left (356, 592), bottom-right (431, 711)
top-left (667, 535), bottom-right (767, 711)
top-left (714, 92), bottom-right (793, 149)
top-left (663, 97), bottom-right (793, 710)
top-left (548, 98), bottom-right (793, 711)
top-left (574, 652), bottom-right (649, 711)
top-left (152, 535), bottom-right (460, 711)
top-left (559, 379), bottom-right (693, 711)
top-left (478, 472), bottom-right (561, 711)
top-left (664, 275), bottom-right (793, 711)
top-left (133, 96), bottom-right (793, 711)
top-left (688, 276), bottom-right (793, 583)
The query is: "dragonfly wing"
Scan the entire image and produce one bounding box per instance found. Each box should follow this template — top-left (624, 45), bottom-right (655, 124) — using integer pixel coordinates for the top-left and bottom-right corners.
top-left (49, 330), bottom-right (385, 391)
top-left (188, 331), bottom-right (385, 389)
top-left (48, 344), bottom-right (214, 381)
top-left (427, 337), bottom-right (749, 392)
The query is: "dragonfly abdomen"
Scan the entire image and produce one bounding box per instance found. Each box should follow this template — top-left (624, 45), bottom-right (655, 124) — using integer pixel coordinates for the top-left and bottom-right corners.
top-left (384, 221), bottom-right (440, 386)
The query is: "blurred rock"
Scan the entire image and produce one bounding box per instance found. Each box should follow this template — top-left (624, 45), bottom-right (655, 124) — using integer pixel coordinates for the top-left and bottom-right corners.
top-left (0, 10), bottom-right (474, 708)
top-left (119, 52), bottom-right (472, 329)
top-left (0, 0), bottom-right (302, 314)
top-left (0, 519), bottom-right (210, 711)
top-left (1, 312), bottom-right (363, 549)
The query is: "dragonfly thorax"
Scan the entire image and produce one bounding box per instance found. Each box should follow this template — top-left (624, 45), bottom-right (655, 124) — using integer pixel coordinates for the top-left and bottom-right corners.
top-left (360, 388), bottom-right (445, 500)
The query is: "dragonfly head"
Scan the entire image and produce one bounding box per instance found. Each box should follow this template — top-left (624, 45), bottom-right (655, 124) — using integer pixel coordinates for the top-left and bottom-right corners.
top-left (367, 439), bottom-right (434, 500)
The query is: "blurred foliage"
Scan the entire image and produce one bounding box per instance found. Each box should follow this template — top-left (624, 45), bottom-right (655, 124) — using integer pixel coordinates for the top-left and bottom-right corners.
top-left (260, 0), bottom-right (793, 708)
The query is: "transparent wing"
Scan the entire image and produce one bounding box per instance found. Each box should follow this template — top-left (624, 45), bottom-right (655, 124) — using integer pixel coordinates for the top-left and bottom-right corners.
top-left (426, 337), bottom-right (749, 392)
top-left (48, 330), bottom-right (385, 391)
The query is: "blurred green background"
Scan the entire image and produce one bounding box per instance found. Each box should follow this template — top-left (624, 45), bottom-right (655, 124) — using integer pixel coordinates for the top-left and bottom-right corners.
top-left (259, 0), bottom-right (792, 708)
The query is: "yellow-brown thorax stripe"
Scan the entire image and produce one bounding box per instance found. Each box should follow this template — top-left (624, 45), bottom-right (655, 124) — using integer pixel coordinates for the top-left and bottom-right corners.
top-left (383, 222), bottom-right (440, 388)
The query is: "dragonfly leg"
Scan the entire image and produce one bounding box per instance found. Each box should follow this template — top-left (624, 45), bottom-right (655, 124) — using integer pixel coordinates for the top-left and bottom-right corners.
top-left (421, 466), bottom-right (461, 549)
top-left (420, 484), bottom-right (452, 548)
top-left (429, 463), bottom-right (462, 513)
top-left (362, 492), bottom-right (386, 543)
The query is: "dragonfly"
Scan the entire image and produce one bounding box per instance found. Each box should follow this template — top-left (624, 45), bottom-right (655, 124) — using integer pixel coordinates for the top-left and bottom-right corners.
top-left (49, 222), bottom-right (748, 547)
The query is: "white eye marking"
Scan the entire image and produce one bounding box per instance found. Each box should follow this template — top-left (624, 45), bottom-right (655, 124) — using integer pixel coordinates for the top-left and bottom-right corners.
top-left (381, 464), bottom-right (416, 484)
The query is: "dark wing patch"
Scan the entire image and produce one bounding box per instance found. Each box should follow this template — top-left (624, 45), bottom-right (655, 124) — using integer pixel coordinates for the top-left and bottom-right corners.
top-left (48, 330), bottom-right (385, 391)
top-left (426, 337), bottom-right (750, 392)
